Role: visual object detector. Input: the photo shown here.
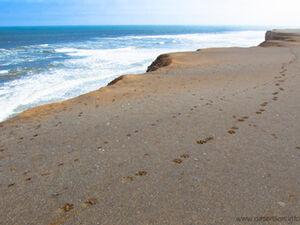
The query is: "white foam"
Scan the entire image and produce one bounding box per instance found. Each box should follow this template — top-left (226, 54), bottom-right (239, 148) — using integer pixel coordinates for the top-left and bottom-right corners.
top-left (65, 47), bottom-right (134, 57)
top-left (0, 70), bottom-right (8, 74)
top-left (0, 46), bottom-right (168, 121)
top-left (110, 31), bottom-right (265, 47)
top-left (55, 48), bottom-right (78, 53)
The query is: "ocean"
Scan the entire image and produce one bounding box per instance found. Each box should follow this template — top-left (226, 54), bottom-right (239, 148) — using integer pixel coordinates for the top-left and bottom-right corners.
top-left (0, 26), bottom-right (266, 122)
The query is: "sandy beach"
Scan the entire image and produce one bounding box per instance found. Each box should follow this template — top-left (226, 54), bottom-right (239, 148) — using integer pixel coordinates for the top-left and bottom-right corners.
top-left (0, 29), bottom-right (300, 224)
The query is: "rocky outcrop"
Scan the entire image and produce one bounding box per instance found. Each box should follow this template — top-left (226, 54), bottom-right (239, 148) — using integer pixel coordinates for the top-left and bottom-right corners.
top-left (107, 75), bottom-right (125, 86)
top-left (146, 54), bottom-right (172, 72)
top-left (259, 29), bottom-right (300, 47)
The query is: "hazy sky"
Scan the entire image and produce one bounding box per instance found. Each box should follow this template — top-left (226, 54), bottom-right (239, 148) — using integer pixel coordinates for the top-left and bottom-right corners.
top-left (0, 0), bottom-right (300, 26)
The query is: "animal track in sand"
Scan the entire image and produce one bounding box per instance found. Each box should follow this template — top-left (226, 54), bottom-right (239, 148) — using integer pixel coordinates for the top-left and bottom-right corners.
top-left (121, 176), bottom-right (134, 183)
top-left (273, 97), bottom-right (278, 101)
top-left (260, 102), bottom-right (268, 107)
top-left (41, 172), bottom-right (51, 176)
top-left (8, 183), bottom-right (15, 188)
top-left (271, 134), bottom-right (278, 139)
top-left (23, 170), bottom-right (30, 175)
top-left (180, 154), bottom-right (190, 159)
top-left (228, 130), bottom-right (236, 134)
top-left (296, 146), bottom-right (300, 150)
top-left (197, 136), bottom-right (214, 144)
top-left (279, 88), bottom-right (285, 91)
top-left (272, 92), bottom-right (279, 95)
top-left (135, 171), bottom-right (147, 176)
top-left (256, 109), bottom-right (265, 115)
top-left (173, 159), bottom-right (183, 164)
top-left (52, 197), bottom-right (98, 224)
top-left (25, 177), bottom-right (32, 182)
top-left (231, 126), bottom-right (239, 130)
top-left (288, 194), bottom-right (296, 201)
top-left (173, 153), bottom-right (190, 164)
top-left (121, 170), bottom-right (148, 183)
top-left (84, 199), bottom-right (97, 206)
top-left (58, 163), bottom-right (64, 166)
top-left (54, 121), bottom-right (62, 127)
top-left (78, 112), bottom-right (83, 117)
top-left (237, 116), bottom-right (249, 122)
top-left (61, 203), bottom-right (74, 213)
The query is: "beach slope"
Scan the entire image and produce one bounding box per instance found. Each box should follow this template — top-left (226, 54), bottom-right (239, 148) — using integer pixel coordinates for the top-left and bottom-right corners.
top-left (0, 29), bottom-right (300, 225)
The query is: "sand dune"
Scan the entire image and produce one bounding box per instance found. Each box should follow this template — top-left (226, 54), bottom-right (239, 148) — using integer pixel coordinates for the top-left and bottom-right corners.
top-left (0, 29), bottom-right (300, 225)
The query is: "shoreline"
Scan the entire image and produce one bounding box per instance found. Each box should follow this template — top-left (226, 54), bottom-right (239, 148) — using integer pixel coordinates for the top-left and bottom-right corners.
top-left (0, 28), bottom-right (265, 124)
top-left (1, 29), bottom-right (300, 224)
top-left (0, 30), bottom-right (267, 124)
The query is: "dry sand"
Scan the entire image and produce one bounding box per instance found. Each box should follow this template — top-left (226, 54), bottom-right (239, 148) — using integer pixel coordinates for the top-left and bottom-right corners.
top-left (0, 29), bottom-right (300, 225)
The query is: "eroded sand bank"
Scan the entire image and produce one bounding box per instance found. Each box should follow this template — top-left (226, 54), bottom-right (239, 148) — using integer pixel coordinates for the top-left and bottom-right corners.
top-left (0, 29), bottom-right (300, 225)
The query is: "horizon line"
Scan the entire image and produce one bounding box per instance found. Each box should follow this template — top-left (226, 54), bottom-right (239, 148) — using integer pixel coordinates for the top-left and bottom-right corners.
top-left (0, 24), bottom-right (276, 28)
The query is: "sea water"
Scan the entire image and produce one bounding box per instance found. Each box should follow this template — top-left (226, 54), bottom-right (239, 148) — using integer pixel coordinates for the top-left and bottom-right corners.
top-left (0, 26), bottom-right (266, 121)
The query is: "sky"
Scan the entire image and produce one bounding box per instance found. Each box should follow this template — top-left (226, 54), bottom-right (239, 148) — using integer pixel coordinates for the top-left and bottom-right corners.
top-left (0, 0), bottom-right (300, 26)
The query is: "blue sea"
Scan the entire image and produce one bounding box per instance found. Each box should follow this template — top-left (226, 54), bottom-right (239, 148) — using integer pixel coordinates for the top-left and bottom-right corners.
top-left (0, 26), bottom-right (266, 122)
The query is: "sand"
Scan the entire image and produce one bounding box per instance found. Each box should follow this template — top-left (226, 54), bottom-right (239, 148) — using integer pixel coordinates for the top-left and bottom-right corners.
top-left (0, 29), bottom-right (300, 225)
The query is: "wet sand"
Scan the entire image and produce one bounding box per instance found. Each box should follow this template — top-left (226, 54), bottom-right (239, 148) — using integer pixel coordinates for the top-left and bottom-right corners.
top-left (0, 29), bottom-right (300, 225)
